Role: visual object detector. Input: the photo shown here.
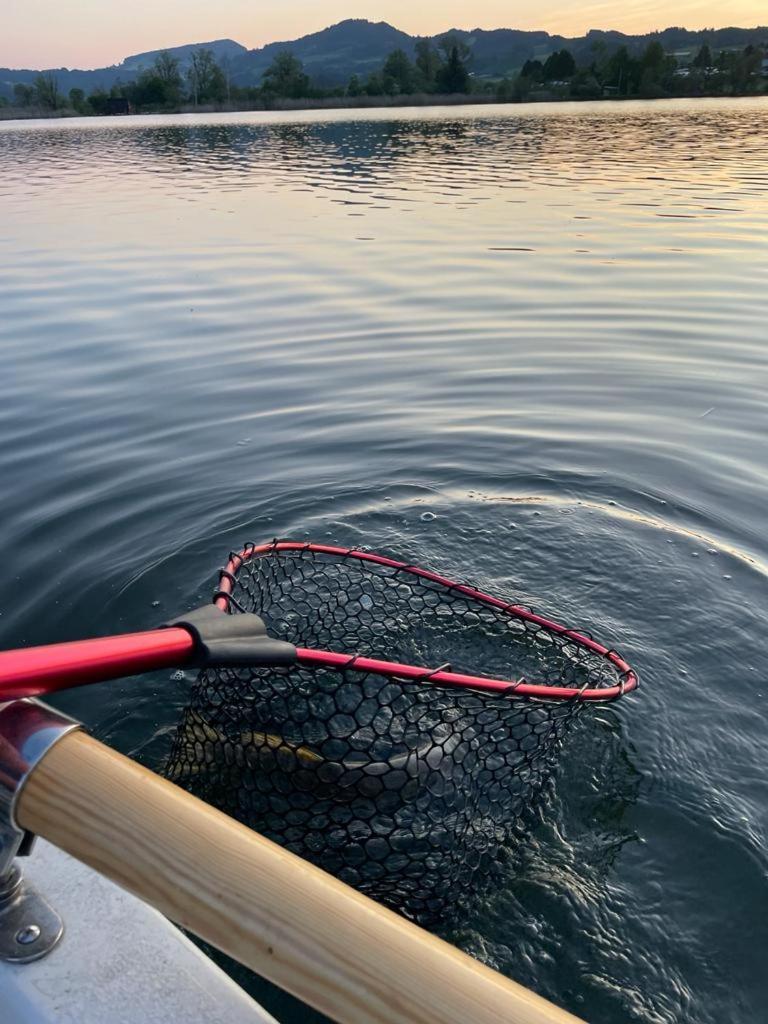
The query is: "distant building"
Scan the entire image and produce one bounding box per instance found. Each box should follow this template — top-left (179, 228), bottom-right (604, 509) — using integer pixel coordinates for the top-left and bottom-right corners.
top-left (106, 97), bottom-right (130, 115)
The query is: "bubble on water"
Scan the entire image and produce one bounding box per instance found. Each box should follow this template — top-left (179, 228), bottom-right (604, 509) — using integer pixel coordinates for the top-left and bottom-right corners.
top-left (420, 511), bottom-right (437, 522)
top-left (171, 670), bottom-right (186, 681)
top-left (151, 600), bottom-right (160, 608)
top-left (708, 548), bottom-right (718, 555)
top-left (723, 574), bottom-right (732, 580)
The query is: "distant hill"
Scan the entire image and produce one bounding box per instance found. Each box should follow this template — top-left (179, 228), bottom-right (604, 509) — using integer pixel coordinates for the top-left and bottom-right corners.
top-left (119, 39), bottom-right (247, 74)
top-left (228, 19), bottom-right (414, 87)
top-left (2, 19), bottom-right (767, 98)
top-left (0, 39), bottom-right (248, 97)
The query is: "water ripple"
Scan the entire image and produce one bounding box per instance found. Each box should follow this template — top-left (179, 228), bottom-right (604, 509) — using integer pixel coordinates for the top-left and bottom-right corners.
top-left (2, 99), bottom-right (768, 1023)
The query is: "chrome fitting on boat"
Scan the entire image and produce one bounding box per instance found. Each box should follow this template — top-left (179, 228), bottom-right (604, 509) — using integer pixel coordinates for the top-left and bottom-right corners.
top-left (0, 699), bottom-right (81, 879)
top-left (0, 699), bottom-right (80, 962)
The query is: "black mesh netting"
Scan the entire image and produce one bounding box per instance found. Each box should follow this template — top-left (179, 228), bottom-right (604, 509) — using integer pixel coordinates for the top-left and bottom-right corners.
top-left (165, 546), bottom-right (625, 921)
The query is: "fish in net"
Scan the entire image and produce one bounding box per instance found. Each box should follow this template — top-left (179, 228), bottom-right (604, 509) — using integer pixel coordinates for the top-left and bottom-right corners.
top-left (165, 541), bottom-right (636, 922)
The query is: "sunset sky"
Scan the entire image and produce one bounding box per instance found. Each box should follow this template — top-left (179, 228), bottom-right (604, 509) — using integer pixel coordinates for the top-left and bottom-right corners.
top-left (3, 0), bottom-right (766, 69)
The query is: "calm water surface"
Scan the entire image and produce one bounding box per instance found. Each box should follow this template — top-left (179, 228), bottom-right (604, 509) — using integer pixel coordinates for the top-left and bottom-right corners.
top-left (2, 99), bottom-right (767, 1023)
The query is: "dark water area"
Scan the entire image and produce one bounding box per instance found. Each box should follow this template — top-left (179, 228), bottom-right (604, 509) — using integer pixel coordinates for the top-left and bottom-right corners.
top-left (1, 98), bottom-right (767, 1023)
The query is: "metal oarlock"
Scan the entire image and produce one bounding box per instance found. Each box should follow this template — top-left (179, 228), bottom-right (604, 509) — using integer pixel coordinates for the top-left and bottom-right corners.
top-left (0, 699), bottom-right (80, 962)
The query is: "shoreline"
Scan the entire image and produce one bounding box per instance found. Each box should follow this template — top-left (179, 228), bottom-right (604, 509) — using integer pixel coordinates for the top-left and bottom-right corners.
top-left (1, 87), bottom-right (765, 123)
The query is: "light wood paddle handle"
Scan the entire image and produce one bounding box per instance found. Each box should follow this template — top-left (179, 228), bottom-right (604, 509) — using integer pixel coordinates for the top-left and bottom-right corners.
top-left (17, 730), bottom-right (584, 1024)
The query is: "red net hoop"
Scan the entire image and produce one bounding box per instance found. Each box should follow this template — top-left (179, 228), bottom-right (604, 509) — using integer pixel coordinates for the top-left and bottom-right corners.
top-left (216, 542), bottom-right (636, 702)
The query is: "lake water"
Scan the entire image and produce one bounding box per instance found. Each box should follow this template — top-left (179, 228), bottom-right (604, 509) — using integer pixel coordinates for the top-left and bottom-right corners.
top-left (1, 98), bottom-right (767, 1023)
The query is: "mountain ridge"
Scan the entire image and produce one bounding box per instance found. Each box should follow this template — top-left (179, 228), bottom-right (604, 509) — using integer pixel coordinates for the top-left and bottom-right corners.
top-left (2, 18), bottom-right (767, 97)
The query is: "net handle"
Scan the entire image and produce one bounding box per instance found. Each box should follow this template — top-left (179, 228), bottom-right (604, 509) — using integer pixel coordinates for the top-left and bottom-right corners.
top-left (0, 628), bottom-right (197, 700)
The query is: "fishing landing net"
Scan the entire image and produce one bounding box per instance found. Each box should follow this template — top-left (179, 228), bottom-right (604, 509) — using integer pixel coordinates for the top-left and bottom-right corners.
top-left (165, 542), bottom-right (636, 922)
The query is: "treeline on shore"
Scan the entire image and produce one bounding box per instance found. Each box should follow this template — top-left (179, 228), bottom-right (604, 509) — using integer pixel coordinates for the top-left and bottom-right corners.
top-left (3, 36), bottom-right (767, 119)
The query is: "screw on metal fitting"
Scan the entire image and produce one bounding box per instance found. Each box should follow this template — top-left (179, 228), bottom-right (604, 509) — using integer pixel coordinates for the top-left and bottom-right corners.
top-left (0, 868), bottom-right (63, 963)
top-left (16, 924), bottom-right (41, 945)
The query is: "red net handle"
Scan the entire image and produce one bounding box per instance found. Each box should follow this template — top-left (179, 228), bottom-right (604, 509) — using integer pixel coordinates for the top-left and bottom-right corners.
top-left (216, 541), bottom-right (638, 703)
top-left (0, 628), bottom-right (196, 701)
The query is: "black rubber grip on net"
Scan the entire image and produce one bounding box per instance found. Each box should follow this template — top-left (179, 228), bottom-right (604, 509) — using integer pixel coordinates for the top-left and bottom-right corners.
top-left (164, 605), bottom-right (296, 667)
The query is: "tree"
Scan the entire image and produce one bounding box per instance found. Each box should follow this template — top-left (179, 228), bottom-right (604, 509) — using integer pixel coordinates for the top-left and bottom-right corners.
top-left (606, 46), bottom-right (636, 94)
top-left (87, 89), bottom-right (110, 115)
top-left (415, 39), bottom-right (440, 90)
top-left (570, 69), bottom-right (602, 99)
top-left (731, 45), bottom-right (762, 90)
top-left (521, 59), bottom-right (544, 83)
top-left (435, 44), bottom-right (470, 93)
top-left (543, 49), bottom-right (576, 82)
top-left (364, 72), bottom-right (385, 96)
top-left (155, 51), bottom-right (182, 87)
top-left (151, 51), bottom-right (183, 105)
top-left (219, 55), bottom-right (233, 104)
top-left (560, 49), bottom-right (577, 78)
top-left (437, 34), bottom-right (470, 64)
top-left (495, 77), bottom-right (514, 101)
top-left (642, 40), bottom-right (666, 72)
top-left (346, 74), bottom-right (362, 97)
top-left (382, 49), bottom-right (416, 94)
top-left (693, 44), bottom-right (713, 70)
top-left (637, 40), bottom-right (674, 96)
top-left (261, 51), bottom-right (310, 99)
top-left (34, 72), bottom-right (60, 110)
top-left (715, 49), bottom-right (732, 73)
top-left (68, 87), bottom-right (86, 112)
top-left (13, 83), bottom-right (34, 106)
top-left (131, 72), bottom-right (167, 108)
top-left (129, 53), bottom-right (184, 110)
top-left (187, 48), bottom-right (227, 105)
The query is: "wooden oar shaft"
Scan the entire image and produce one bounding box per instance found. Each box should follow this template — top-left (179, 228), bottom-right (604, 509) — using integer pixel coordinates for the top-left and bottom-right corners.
top-left (17, 731), bottom-right (583, 1024)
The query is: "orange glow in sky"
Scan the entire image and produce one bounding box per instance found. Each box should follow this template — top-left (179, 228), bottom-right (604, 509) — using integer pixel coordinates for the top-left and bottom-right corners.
top-left (2, 1), bottom-right (766, 69)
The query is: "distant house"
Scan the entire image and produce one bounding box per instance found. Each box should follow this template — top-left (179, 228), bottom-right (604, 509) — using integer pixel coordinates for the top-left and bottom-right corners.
top-left (106, 97), bottom-right (130, 115)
